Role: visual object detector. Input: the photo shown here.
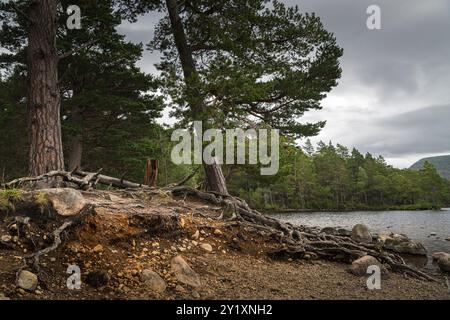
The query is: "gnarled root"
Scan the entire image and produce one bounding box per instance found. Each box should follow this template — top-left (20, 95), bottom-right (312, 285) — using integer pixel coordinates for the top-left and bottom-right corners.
top-left (170, 186), bottom-right (439, 282)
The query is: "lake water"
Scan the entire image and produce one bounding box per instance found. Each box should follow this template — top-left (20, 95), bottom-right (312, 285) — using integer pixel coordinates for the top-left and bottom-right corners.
top-left (272, 209), bottom-right (450, 271)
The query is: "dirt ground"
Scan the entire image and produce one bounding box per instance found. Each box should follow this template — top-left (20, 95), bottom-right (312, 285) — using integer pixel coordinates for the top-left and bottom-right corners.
top-left (0, 190), bottom-right (449, 300)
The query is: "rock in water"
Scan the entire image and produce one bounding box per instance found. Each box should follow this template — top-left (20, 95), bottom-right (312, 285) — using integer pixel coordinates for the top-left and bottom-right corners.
top-left (432, 252), bottom-right (450, 261)
top-left (432, 252), bottom-right (450, 272)
top-left (437, 256), bottom-right (450, 273)
top-left (349, 256), bottom-right (386, 276)
top-left (38, 188), bottom-right (87, 216)
top-left (351, 224), bottom-right (372, 243)
top-left (379, 233), bottom-right (427, 256)
top-left (141, 269), bottom-right (167, 293)
top-left (17, 270), bottom-right (38, 291)
top-left (170, 255), bottom-right (201, 288)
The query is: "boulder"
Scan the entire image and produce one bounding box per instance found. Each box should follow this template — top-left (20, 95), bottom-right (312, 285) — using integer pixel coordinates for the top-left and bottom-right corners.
top-left (17, 270), bottom-right (38, 291)
top-left (351, 224), bottom-right (372, 243)
top-left (38, 188), bottom-right (87, 216)
top-left (379, 233), bottom-right (427, 256)
top-left (436, 255), bottom-right (450, 273)
top-left (171, 255), bottom-right (201, 288)
top-left (141, 269), bottom-right (167, 293)
top-left (349, 255), bottom-right (386, 276)
top-left (432, 252), bottom-right (450, 261)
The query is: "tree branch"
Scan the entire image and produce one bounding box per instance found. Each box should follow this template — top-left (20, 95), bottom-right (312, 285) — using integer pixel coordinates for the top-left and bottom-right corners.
top-left (59, 40), bottom-right (97, 61)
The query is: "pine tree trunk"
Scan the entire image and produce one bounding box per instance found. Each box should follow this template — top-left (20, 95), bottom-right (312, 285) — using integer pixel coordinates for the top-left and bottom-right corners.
top-left (26, 0), bottom-right (64, 177)
top-left (203, 161), bottom-right (228, 194)
top-left (165, 0), bottom-right (228, 194)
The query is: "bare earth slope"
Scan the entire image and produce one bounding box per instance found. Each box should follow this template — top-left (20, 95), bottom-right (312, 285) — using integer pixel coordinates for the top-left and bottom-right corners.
top-left (0, 190), bottom-right (448, 300)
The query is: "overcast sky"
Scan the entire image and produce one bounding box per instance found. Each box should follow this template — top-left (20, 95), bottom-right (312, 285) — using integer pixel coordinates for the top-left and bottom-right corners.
top-left (118, 0), bottom-right (450, 168)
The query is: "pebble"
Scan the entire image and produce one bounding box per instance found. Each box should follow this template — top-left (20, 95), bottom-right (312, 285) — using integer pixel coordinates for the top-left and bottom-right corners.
top-left (213, 229), bottom-right (223, 236)
top-left (1, 235), bottom-right (12, 243)
top-left (191, 230), bottom-right (200, 240)
top-left (17, 270), bottom-right (38, 291)
top-left (200, 243), bottom-right (213, 252)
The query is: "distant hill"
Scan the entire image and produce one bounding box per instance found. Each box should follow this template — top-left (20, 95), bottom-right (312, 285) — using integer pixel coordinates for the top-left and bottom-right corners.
top-left (410, 155), bottom-right (450, 179)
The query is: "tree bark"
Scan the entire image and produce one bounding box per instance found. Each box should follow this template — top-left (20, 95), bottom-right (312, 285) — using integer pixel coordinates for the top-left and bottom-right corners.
top-left (26, 0), bottom-right (64, 177)
top-left (165, 0), bottom-right (228, 194)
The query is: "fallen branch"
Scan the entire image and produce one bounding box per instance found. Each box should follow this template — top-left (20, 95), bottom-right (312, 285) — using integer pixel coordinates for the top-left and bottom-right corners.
top-left (75, 170), bottom-right (146, 189)
top-left (4, 170), bottom-right (102, 190)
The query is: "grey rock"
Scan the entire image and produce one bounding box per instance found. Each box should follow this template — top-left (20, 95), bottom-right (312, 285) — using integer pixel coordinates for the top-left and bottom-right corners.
top-left (436, 254), bottom-right (450, 273)
top-left (37, 188), bottom-right (87, 216)
top-left (349, 255), bottom-right (387, 276)
top-left (432, 252), bottom-right (450, 261)
top-left (379, 233), bottom-right (427, 256)
top-left (351, 224), bottom-right (372, 243)
top-left (17, 270), bottom-right (38, 291)
top-left (171, 255), bottom-right (201, 288)
top-left (141, 269), bottom-right (167, 293)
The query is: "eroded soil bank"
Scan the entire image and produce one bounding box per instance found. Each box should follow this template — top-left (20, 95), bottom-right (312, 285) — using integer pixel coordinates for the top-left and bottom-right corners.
top-left (0, 190), bottom-right (448, 300)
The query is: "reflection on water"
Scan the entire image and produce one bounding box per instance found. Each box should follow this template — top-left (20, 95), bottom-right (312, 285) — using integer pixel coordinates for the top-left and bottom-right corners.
top-left (271, 209), bottom-right (450, 271)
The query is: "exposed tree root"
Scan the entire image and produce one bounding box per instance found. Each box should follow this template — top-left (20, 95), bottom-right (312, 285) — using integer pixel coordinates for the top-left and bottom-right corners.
top-left (3, 171), bottom-right (440, 283)
top-left (18, 204), bottom-right (96, 272)
top-left (170, 186), bottom-right (439, 282)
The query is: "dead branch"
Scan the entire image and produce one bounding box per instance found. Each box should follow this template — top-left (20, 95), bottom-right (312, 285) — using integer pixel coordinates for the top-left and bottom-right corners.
top-left (4, 170), bottom-right (102, 190)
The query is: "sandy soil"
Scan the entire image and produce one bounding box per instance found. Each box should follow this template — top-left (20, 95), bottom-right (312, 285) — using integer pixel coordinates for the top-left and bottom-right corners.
top-left (0, 190), bottom-right (449, 300)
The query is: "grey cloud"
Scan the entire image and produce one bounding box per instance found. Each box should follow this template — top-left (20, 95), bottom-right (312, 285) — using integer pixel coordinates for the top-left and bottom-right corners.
top-left (353, 104), bottom-right (450, 157)
top-left (114, 1), bottom-right (450, 167)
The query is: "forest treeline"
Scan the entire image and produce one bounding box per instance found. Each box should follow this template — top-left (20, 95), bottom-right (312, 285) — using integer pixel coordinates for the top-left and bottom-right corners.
top-left (1, 98), bottom-right (448, 212)
top-left (1, 1), bottom-right (449, 212)
top-left (231, 140), bottom-right (450, 211)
